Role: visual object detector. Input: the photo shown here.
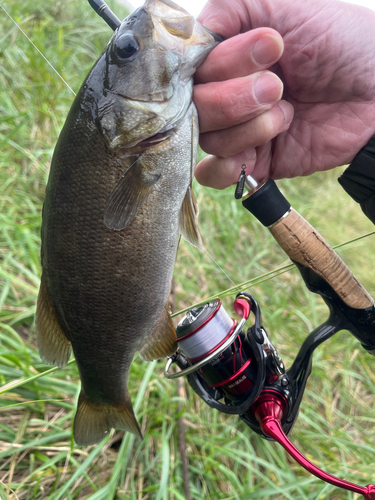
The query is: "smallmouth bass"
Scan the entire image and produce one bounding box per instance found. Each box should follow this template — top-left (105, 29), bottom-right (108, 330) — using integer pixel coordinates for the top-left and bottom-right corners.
top-left (35, 0), bottom-right (220, 445)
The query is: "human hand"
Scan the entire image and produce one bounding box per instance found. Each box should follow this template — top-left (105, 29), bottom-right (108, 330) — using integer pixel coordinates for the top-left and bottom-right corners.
top-left (194, 0), bottom-right (375, 188)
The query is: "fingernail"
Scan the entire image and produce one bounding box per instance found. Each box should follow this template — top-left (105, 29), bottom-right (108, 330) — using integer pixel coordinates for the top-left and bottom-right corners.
top-left (278, 100), bottom-right (294, 125)
top-left (252, 34), bottom-right (283, 66)
top-left (254, 72), bottom-right (283, 104)
top-left (244, 148), bottom-right (256, 160)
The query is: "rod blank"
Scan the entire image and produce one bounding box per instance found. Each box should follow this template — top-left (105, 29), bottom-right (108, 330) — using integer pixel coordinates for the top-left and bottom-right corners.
top-left (88, 0), bottom-right (121, 31)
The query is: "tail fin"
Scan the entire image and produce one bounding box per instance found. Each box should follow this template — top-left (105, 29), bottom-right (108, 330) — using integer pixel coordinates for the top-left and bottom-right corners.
top-left (73, 392), bottom-right (142, 446)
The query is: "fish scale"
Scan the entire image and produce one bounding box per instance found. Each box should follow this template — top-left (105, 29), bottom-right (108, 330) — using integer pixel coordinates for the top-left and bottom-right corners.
top-left (36, 0), bottom-right (220, 445)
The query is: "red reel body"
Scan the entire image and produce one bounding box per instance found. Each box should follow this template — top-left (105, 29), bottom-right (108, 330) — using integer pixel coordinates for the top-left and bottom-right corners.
top-left (167, 292), bottom-right (375, 500)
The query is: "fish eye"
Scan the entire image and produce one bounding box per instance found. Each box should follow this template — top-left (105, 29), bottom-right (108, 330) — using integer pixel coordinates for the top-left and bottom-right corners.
top-left (115, 34), bottom-right (139, 59)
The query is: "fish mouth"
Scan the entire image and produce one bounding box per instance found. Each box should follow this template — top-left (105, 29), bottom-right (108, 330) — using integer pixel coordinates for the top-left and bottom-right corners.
top-left (118, 130), bottom-right (172, 155)
top-left (137, 90), bottom-right (173, 102)
top-left (136, 130), bottom-right (172, 147)
top-left (119, 89), bottom-right (173, 103)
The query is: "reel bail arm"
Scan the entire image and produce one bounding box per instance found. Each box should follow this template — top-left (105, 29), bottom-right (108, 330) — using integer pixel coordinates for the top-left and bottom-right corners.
top-left (165, 294), bottom-right (269, 415)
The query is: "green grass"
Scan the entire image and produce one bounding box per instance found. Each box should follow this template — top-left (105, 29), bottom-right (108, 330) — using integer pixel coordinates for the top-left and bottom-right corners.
top-left (1, 0), bottom-right (375, 498)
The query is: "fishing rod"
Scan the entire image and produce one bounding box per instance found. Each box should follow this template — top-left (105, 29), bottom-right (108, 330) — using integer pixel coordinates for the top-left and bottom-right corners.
top-left (87, 0), bottom-right (121, 30)
top-left (165, 171), bottom-right (375, 499)
top-left (88, 0), bottom-right (375, 496)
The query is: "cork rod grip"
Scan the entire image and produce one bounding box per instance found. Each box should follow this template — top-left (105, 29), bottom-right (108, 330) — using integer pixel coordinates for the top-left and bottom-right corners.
top-left (269, 208), bottom-right (374, 309)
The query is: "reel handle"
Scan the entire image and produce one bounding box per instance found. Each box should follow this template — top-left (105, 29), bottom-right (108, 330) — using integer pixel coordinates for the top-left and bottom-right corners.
top-left (252, 393), bottom-right (375, 499)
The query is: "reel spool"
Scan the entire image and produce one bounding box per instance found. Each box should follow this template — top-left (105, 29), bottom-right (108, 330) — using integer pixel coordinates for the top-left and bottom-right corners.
top-left (165, 293), bottom-right (269, 415)
top-left (176, 299), bottom-right (257, 401)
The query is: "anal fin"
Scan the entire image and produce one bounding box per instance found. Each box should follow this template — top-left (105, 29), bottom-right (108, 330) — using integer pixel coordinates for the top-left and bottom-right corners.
top-left (179, 186), bottom-right (202, 250)
top-left (35, 279), bottom-right (71, 368)
top-left (139, 307), bottom-right (177, 361)
top-left (74, 391), bottom-right (142, 446)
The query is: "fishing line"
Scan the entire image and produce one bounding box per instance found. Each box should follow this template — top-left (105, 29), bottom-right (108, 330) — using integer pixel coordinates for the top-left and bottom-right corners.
top-left (0, 4), bottom-right (76, 96)
top-left (6, 0), bottom-right (360, 300)
top-left (172, 264), bottom-right (291, 317)
top-left (204, 247), bottom-right (242, 293)
top-left (2, 230), bottom-right (372, 391)
top-left (173, 229), bottom-right (375, 317)
top-left (177, 301), bottom-right (234, 361)
top-left (5, 4), bottom-right (375, 301)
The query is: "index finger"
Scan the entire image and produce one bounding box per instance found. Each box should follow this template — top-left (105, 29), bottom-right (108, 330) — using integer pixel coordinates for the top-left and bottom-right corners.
top-left (195, 28), bottom-right (283, 84)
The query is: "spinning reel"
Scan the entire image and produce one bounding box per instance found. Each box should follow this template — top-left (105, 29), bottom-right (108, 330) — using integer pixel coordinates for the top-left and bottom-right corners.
top-left (165, 176), bottom-right (375, 499)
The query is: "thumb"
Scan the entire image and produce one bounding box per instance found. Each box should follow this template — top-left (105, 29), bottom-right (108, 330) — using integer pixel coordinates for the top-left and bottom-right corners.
top-left (197, 0), bottom-right (324, 39)
top-left (197, 0), bottom-right (266, 37)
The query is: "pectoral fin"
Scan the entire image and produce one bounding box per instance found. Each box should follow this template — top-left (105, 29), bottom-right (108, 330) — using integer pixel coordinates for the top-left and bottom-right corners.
top-left (179, 186), bottom-right (202, 249)
top-left (35, 279), bottom-right (71, 368)
top-left (104, 157), bottom-right (160, 231)
top-left (139, 307), bottom-right (177, 361)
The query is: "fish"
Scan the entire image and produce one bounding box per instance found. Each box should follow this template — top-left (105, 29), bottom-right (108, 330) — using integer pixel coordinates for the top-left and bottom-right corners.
top-left (35, 0), bottom-right (220, 446)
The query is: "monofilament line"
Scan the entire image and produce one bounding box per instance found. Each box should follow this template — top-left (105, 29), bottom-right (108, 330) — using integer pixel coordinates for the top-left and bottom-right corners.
top-left (0, 4), bottom-right (76, 96)
top-left (204, 247), bottom-right (241, 293)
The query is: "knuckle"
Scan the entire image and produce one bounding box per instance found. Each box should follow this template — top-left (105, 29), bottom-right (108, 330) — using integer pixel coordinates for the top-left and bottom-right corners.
top-left (199, 132), bottom-right (217, 155)
top-left (256, 108), bottom-right (282, 144)
top-left (217, 91), bottom-right (239, 124)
